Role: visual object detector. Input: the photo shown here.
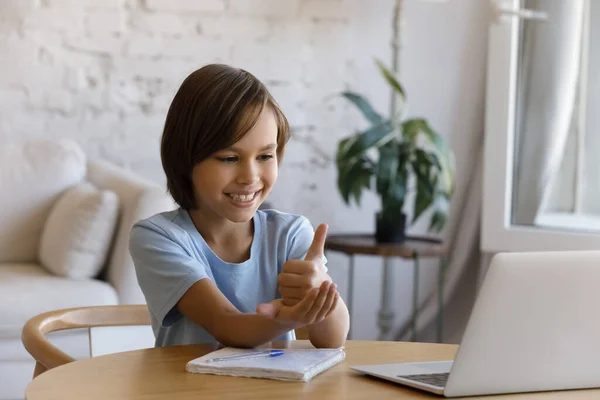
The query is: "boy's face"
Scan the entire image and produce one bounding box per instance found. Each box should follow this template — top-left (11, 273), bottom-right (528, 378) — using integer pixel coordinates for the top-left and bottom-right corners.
top-left (191, 107), bottom-right (279, 224)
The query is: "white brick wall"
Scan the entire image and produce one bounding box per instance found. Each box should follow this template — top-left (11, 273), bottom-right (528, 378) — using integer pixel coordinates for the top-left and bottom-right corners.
top-left (0, 0), bottom-right (376, 189)
top-left (85, 10), bottom-right (127, 35)
top-left (144, 0), bottom-right (226, 13)
top-left (0, 0), bottom-right (489, 341)
top-left (229, 0), bottom-right (300, 18)
top-left (131, 13), bottom-right (199, 35)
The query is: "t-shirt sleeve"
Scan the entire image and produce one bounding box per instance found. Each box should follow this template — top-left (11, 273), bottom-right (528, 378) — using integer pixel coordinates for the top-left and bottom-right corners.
top-left (129, 221), bottom-right (209, 327)
top-left (286, 216), bottom-right (328, 272)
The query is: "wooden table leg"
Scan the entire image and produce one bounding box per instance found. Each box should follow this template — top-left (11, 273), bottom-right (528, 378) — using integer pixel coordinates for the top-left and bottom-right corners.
top-left (347, 254), bottom-right (355, 339)
top-left (411, 253), bottom-right (420, 341)
top-left (378, 257), bottom-right (395, 341)
top-left (437, 257), bottom-right (448, 343)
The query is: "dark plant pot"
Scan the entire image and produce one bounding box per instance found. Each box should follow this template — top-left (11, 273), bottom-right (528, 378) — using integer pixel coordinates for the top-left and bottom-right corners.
top-left (375, 212), bottom-right (407, 244)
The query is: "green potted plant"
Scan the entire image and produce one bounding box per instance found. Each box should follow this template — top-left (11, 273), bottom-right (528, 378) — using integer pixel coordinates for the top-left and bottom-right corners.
top-left (336, 60), bottom-right (456, 243)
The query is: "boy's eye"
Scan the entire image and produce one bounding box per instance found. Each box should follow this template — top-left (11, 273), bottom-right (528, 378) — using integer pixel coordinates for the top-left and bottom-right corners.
top-left (217, 156), bottom-right (238, 163)
top-left (258, 154), bottom-right (275, 161)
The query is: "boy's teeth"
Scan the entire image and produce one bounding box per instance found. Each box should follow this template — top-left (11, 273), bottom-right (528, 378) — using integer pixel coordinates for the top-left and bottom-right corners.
top-left (229, 192), bottom-right (255, 201)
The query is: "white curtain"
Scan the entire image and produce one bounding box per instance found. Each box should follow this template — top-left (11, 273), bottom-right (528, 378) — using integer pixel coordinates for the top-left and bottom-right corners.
top-left (513, 0), bottom-right (585, 225)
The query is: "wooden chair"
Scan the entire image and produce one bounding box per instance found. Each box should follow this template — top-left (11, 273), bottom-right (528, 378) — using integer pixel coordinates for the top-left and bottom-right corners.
top-left (22, 305), bottom-right (310, 379)
top-left (22, 305), bottom-right (151, 378)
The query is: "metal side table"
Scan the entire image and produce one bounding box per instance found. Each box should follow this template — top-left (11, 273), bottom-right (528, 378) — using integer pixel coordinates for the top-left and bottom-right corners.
top-left (324, 234), bottom-right (447, 342)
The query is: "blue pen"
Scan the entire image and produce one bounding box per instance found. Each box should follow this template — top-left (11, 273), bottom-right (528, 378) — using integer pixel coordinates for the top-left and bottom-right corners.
top-left (206, 350), bottom-right (284, 363)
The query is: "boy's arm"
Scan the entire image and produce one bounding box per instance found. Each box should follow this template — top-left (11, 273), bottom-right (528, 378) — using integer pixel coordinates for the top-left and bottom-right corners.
top-left (177, 278), bottom-right (337, 348)
top-left (177, 279), bottom-right (291, 347)
top-left (306, 280), bottom-right (350, 348)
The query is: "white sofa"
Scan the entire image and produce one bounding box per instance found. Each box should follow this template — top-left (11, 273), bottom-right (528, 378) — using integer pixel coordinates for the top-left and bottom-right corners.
top-left (0, 140), bottom-right (174, 400)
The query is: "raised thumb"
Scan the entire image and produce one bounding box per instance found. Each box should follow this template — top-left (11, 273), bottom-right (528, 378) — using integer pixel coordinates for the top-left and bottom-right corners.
top-left (304, 223), bottom-right (328, 261)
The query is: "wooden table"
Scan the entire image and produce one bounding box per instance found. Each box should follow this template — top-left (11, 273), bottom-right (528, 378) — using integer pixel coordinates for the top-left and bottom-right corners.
top-left (26, 340), bottom-right (599, 399)
top-left (325, 234), bottom-right (447, 341)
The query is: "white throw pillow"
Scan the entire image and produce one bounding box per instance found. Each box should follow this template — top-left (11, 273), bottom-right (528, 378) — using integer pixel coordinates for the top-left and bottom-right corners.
top-left (0, 139), bottom-right (87, 263)
top-left (39, 183), bottom-right (119, 279)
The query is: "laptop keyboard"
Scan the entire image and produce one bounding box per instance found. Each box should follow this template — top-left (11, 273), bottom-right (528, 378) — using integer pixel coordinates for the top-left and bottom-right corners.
top-left (398, 372), bottom-right (449, 388)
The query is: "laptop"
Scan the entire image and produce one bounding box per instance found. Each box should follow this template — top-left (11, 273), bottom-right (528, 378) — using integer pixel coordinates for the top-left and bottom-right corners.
top-left (351, 251), bottom-right (600, 397)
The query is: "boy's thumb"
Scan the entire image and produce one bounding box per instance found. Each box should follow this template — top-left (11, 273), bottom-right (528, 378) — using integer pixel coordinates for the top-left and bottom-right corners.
top-left (304, 223), bottom-right (328, 261)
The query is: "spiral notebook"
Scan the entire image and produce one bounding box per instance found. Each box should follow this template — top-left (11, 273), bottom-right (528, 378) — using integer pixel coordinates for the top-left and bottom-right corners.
top-left (186, 347), bottom-right (346, 382)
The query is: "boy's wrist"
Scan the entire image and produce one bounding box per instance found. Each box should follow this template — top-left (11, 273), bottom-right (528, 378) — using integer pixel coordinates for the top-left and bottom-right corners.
top-left (275, 317), bottom-right (303, 331)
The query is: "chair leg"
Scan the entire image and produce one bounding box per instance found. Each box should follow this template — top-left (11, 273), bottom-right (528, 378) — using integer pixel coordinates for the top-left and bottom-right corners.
top-left (33, 361), bottom-right (47, 379)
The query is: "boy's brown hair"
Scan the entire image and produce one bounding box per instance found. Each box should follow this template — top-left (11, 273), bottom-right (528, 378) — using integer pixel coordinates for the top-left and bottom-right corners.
top-left (161, 64), bottom-right (290, 210)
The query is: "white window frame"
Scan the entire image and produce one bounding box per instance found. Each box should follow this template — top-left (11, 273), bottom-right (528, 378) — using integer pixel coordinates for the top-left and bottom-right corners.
top-left (481, 0), bottom-right (600, 252)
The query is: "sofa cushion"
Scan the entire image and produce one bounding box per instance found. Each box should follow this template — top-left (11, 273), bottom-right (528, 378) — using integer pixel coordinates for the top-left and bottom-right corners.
top-left (39, 183), bottom-right (119, 279)
top-left (0, 140), bottom-right (87, 263)
top-left (0, 263), bottom-right (119, 338)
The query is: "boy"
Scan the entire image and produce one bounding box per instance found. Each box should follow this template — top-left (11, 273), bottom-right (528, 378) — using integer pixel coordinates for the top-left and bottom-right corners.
top-left (129, 64), bottom-right (349, 349)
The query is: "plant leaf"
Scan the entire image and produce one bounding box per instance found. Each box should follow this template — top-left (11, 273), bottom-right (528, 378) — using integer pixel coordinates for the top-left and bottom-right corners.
top-left (352, 167), bottom-right (372, 206)
top-left (336, 163), bottom-right (353, 204)
top-left (385, 168), bottom-right (407, 211)
top-left (337, 156), bottom-right (373, 206)
top-left (341, 91), bottom-right (383, 126)
top-left (420, 121), bottom-right (447, 153)
top-left (412, 150), bottom-right (436, 192)
top-left (384, 143), bottom-right (410, 209)
top-left (375, 59), bottom-right (406, 101)
top-left (427, 151), bottom-right (443, 172)
top-left (375, 143), bottom-right (398, 197)
top-left (401, 118), bottom-right (426, 144)
top-left (419, 121), bottom-right (456, 196)
top-left (429, 209), bottom-right (446, 232)
top-left (336, 135), bottom-right (357, 164)
top-left (428, 194), bottom-right (449, 232)
top-left (411, 150), bottom-right (438, 224)
top-left (413, 179), bottom-right (434, 224)
top-left (341, 121), bottom-right (394, 162)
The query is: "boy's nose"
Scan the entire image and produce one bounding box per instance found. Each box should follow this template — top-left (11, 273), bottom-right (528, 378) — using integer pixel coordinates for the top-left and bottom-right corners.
top-left (236, 163), bottom-right (260, 185)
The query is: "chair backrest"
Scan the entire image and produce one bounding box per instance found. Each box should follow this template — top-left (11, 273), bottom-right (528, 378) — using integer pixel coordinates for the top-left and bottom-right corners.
top-left (22, 305), bottom-right (151, 378)
top-left (23, 305), bottom-right (310, 379)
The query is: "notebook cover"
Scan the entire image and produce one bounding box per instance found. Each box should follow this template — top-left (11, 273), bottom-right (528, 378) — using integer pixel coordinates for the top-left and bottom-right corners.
top-left (186, 347), bottom-right (346, 382)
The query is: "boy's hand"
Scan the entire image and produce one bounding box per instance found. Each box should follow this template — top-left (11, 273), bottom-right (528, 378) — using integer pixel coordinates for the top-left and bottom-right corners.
top-left (256, 281), bottom-right (339, 327)
top-left (279, 224), bottom-right (331, 307)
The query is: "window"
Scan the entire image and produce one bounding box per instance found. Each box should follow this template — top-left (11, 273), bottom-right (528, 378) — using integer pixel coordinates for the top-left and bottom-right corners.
top-left (482, 0), bottom-right (600, 252)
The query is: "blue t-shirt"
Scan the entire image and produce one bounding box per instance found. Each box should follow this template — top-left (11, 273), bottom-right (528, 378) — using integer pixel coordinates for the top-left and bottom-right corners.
top-left (129, 208), bottom-right (322, 347)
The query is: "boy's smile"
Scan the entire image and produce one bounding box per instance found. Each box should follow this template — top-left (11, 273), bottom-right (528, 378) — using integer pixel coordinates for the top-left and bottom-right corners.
top-left (225, 189), bottom-right (262, 208)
